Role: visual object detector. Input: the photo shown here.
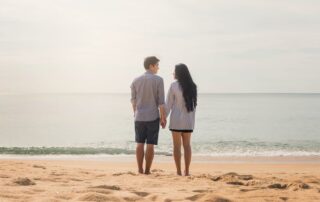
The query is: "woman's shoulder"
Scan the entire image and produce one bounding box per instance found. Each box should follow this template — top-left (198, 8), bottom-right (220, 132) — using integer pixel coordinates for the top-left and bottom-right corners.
top-left (170, 81), bottom-right (179, 88)
top-left (169, 81), bottom-right (182, 94)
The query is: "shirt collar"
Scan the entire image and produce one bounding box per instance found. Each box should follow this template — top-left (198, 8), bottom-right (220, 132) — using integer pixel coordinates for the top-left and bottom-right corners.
top-left (145, 70), bottom-right (153, 75)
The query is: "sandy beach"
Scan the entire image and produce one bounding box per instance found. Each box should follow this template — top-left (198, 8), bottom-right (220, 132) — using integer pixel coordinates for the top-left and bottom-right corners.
top-left (1, 156), bottom-right (320, 202)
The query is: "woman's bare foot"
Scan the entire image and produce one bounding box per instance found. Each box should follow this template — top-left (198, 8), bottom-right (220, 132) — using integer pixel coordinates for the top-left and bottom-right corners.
top-left (138, 169), bottom-right (144, 174)
top-left (184, 170), bottom-right (190, 176)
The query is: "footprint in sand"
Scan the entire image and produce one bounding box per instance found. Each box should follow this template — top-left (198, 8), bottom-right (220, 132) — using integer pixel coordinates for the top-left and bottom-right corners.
top-left (0, 174), bottom-right (10, 178)
top-left (148, 195), bottom-right (158, 201)
top-left (267, 183), bottom-right (287, 189)
top-left (280, 196), bottom-right (289, 201)
top-left (95, 174), bottom-right (106, 177)
top-left (89, 185), bottom-right (121, 191)
top-left (0, 193), bottom-right (23, 200)
top-left (193, 189), bottom-right (210, 193)
top-left (151, 169), bottom-right (164, 173)
top-left (239, 188), bottom-right (264, 192)
top-left (13, 177), bottom-right (36, 186)
top-left (212, 172), bottom-right (253, 182)
top-left (80, 171), bottom-right (90, 175)
top-left (186, 193), bottom-right (232, 202)
top-left (33, 164), bottom-right (46, 169)
top-left (186, 194), bottom-right (204, 201)
top-left (78, 193), bottom-right (121, 202)
top-left (55, 194), bottom-right (74, 200)
top-left (226, 181), bottom-right (245, 186)
top-left (76, 188), bottom-right (112, 195)
top-left (211, 172), bottom-right (254, 187)
top-left (304, 178), bottom-right (320, 184)
top-left (132, 191), bottom-right (150, 197)
top-left (288, 182), bottom-right (311, 191)
top-left (50, 172), bottom-right (65, 176)
top-left (112, 171), bottom-right (137, 176)
top-left (123, 196), bottom-right (142, 201)
top-left (195, 174), bottom-right (213, 179)
top-left (69, 178), bottom-right (83, 182)
top-left (245, 180), bottom-right (264, 186)
top-left (32, 189), bottom-right (46, 193)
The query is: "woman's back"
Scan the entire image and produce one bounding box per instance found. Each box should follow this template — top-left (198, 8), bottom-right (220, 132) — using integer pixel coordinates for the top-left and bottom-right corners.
top-left (166, 81), bottom-right (195, 130)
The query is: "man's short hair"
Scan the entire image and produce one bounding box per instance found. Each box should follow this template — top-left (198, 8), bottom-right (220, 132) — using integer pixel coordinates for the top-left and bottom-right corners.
top-left (144, 56), bottom-right (159, 69)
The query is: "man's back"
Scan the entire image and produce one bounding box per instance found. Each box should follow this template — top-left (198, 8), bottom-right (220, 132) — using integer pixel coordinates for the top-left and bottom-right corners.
top-left (131, 71), bottom-right (164, 122)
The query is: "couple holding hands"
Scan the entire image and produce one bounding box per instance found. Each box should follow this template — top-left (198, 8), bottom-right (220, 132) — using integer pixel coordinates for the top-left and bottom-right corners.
top-left (131, 56), bottom-right (197, 176)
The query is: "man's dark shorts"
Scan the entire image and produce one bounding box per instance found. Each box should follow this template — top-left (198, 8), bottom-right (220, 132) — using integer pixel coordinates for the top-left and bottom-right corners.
top-left (135, 118), bottom-right (160, 145)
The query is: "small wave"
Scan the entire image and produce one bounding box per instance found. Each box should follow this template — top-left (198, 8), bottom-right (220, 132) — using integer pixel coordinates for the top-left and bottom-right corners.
top-left (0, 147), bottom-right (171, 156)
top-left (1, 139), bottom-right (320, 157)
top-left (193, 151), bottom-right (320, 157)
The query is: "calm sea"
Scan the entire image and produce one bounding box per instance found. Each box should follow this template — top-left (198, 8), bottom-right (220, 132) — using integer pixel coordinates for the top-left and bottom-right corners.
top-left (1, 93), bottom-right (320, 156)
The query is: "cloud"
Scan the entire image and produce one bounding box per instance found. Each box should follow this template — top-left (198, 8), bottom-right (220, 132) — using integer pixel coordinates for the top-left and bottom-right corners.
top-left (0, 0), bottom-right (320, 93)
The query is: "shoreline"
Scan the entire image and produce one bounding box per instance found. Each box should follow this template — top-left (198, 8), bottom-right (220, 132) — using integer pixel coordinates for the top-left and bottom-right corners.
top-left (1, 154), bottom-right (320, 163)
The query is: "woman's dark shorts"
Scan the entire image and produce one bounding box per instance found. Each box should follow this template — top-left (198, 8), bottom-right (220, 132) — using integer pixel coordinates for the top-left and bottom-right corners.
top-left (135, 118), bottom-right (160, 145)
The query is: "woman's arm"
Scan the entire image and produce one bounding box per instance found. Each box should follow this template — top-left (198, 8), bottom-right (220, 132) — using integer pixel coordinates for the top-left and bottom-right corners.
top-left (165, 84), bottom-right (175, 117)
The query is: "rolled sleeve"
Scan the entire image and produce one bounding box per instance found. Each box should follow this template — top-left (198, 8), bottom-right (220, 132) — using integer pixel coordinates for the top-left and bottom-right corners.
top-left (157, 78), bottom-right (165, 106)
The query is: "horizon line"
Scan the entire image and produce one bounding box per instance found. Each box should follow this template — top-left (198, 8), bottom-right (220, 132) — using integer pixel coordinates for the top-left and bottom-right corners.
top-left (1, 92), bottom-right (320, 95)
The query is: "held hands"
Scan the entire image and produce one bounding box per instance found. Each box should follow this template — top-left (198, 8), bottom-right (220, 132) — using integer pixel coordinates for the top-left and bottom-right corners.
top-left (160, 118), bottom-right (167, 129)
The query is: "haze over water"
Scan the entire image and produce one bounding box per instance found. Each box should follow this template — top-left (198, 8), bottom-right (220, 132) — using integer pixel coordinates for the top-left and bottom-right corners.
top-left (1, 93), bottom-right (320, 156)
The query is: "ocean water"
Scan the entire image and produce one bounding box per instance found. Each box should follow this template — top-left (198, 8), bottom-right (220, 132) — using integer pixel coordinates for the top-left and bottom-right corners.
top-left (1, 93), bottom-right (320, 156)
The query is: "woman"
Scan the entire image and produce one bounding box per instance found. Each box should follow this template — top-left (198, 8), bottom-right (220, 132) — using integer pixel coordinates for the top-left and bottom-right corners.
top-left (165, 63), bottom-right (197, 176)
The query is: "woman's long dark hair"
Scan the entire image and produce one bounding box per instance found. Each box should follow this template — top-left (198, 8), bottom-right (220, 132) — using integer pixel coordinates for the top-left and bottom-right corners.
top-left (175, 63), bottom-right (197, 112)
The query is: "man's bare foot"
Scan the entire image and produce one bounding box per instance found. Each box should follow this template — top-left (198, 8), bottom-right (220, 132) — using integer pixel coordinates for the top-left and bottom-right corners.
top-left (138, 169), bottom-right (144, 174)
top-left (184, 170), bottom-right (190, 176)
top-left (177, 170), bottom-right (182, 176)
top-left (144, 170), bottom-right (151, 175)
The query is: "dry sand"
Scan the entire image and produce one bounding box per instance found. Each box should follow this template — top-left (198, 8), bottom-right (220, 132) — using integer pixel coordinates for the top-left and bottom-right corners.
top-left (0, 156), bottom-right (320, 201)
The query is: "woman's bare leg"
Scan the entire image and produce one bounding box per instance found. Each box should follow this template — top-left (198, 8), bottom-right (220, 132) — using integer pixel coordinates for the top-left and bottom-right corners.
top-left (172, 132), bottom-right (182, 175)
top-left (182, 133), bottom-right (192, 176)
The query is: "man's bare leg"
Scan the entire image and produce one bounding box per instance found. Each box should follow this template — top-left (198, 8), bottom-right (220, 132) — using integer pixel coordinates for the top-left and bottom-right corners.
top-left (136, 143), bottom-right (145, 174)
top-left (144, 144), bottom-right (154, 174)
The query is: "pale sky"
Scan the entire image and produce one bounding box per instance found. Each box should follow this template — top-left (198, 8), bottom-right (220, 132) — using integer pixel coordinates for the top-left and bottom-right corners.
top-left (0, 0), bottom-right (320, 93)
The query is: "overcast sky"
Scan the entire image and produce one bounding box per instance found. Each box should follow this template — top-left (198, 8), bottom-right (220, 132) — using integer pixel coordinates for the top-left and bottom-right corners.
top-left (0, 0), bottom-right (319, 93)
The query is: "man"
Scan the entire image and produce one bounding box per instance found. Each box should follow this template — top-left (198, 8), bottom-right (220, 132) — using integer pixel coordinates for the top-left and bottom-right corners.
top-left (130, 56), bottom-right (166, 174)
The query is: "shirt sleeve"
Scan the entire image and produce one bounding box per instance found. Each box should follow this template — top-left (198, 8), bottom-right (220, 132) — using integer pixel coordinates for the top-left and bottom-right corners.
top-left (165, 83), bottom-right (174, 117)
top-left (130, 82), bottom-right (136, 105)
top-left (157, 78), bottom-right (165, 106)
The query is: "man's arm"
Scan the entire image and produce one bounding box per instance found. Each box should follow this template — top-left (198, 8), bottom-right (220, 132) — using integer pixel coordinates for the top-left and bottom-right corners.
top-left (130, 82), bottom-right (136, 117)
top-left (157, 78), bottom-right (166, 128)
top-left (159, 105), bottom-right (166, 128)
top-left (132, 103), bottom-right (136, 114)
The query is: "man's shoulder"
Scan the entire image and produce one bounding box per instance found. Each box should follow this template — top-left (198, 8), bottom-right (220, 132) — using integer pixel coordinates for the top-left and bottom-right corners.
top-left (153, 74), bottom-right (163, 82)
top-left (147, 74), bottom-right (163, 84)
top-left (132, 73), bottom-right (163, 84)
top-left (132, 74), bottom-right (144, 84)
